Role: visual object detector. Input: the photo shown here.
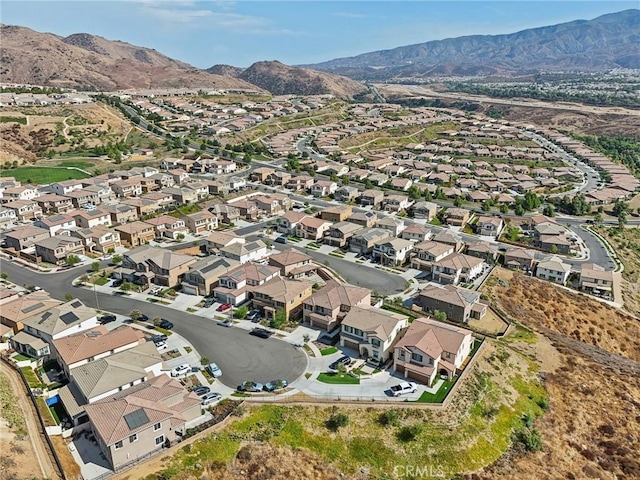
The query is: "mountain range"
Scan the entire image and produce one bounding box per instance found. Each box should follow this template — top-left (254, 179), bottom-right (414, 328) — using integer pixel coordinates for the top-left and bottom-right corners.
top-left (1, 10), bottom-right (638, 96)
top-left (304, 9), bottom-right (640, 80)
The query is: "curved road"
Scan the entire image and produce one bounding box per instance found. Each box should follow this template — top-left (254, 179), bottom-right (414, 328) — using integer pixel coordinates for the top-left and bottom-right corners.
top-left (0, 259), bottom-right (307, 388)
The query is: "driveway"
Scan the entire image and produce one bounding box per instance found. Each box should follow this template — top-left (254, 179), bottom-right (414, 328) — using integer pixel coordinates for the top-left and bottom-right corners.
top-left (0, 259), bottom-right (307, 388)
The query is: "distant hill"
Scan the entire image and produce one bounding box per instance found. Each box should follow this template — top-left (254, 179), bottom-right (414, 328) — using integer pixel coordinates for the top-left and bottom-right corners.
top-left (304, 9), bottom-right (640, 80)
top-left (206, 64), bottom-right (245, 78)
top-left (235, 61), bottom-right (367, 99)
top-left (0, 25), bottom-right (261, 91)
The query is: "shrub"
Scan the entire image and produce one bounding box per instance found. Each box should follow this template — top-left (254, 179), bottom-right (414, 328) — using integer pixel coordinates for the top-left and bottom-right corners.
top-left (378, 410), bottom-right (400, 427)
top-left (396, 424), bottom-right (422, 442)
top-left (536, 396), bottom-right (549, 410)
top-left (513, 427), bottom-right (543, 452)
top-left (234, 306), bottom-right (248, 319)
top-left (325, 412), bottom-right (349, 431)
top-left (522, 412), bottom-right (534, 428)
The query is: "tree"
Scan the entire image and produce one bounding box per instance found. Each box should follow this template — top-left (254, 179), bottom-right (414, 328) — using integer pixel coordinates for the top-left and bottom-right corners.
top-left (129, 310), bottom-right (142, 321)
top-left (550, 244), bottom-right (558, 254)
top-left (481, 200), bottom-right (491, 212)
top-left (176, 233), bottom-right (185, 241)
top-left (423, 189), bottom-right (433, 201)
top-left (269, 309), bottom-right (286, 329)
top-left (433, 310), bottom-right (447, 322)
top-left (514, 203), bottom-right (525, 216)
top-left (594, 212), bottom-right (603, 224)
top-left (91, 261), bottom-right (100, 273)
top-left (453, 196), bottom-right (463, 207)
top-left (618, 210), bottom-right (627, 229)
top-left (153, 316), bottom-right (162, 327)
top-left (407, 185), bottom-right (421, 200)
top-left (66, 255), bottom-right (81, 266)
top-left (325, 412), bottom-right (349, 431)
top-left (499, 203), bottom-right (509, 214)
top-left (65, 293), bottom-right (73, 302)
top-left (336, 362), bottom-right (348, 375)
top-left (0, 272), bottom-right (7, 280)
top-left (112, 254), bottom-right (122, 264)
top-left (234, 306), bottom-right (248, 319)
top-left (303, 333), bottom-right (311, 344)
top-left (542, 204), bottom-right (555, 217)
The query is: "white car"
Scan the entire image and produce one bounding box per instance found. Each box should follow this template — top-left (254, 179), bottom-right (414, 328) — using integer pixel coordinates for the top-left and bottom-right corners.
top-left (389, 382), bottom-right (418, 397)
top-left (206, 363), bottom-right (222, 378)
top-left (170, 364), bottom-right (190, 377)
top-left (155, 341), bottom-right (168, 350)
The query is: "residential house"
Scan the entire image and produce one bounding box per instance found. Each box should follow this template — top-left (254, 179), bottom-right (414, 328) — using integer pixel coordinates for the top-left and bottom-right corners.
top-left (324, 221), bottom-right (362, 248)
top-left (181, 257), bottom-right (239, 296)
top-left (358, 189), bottom-right (385, 207)
top-left (349, 228), bottom-right (392, 255)
top-left (320, 205), bottom-right (352, 223)
top-left (83, 375), bottom-right (201, 470)
top-left (251, 277), bottom-right (313, 322)
top-left (393, 317), bottom-right (474, 386)
top-left (144, 215), bottom-right (189, 240)
top-left (64, 189), bottom-right (100, 208)
top-left (538, 234), bottom-right (571, 254)
top-left (303, 281), bottom-right (372, 332)
top-left (2, 184), bottom-right (40, 201)
top-left (401, 223), bottom-right (432, 243)
top-left (103, 203), bottom-right (139, 225)
top-left (503, 247), bottom-right (536, 271)
top-left (348, 211), bottom-right (377, 228)
top-left (277, 211), bottom-right (310, 235)
top-left (220, 240), bottom-right (268, 264)
top-left (3, 200), bottom-right (43, 221)
top-left (535, 257), bottom-right (572, 284)
top-left (121, 198), bottom-right (161, 217)
top-left (466, 241), bottom-right (499, 264)
top-left (182, 210), bottom-right (218, 234)
top-left (0, 208), bottom-right (16, 230)
top-left (228, 200), bottom-right (259, 220)
top-left (415, 284), bottom-right (489, 323)
top-left (205, 231), bottom-right (245, 254)
top-left (208, 204), bottom-right (240, 224)
top-left (411, 201), bottom-right (438, 221)
top-left (410, 241), bottom-right (456, 272)
top-left (333, 186), bottom-right (359, 203)
top-left (10, 299), bottom-right (99, 360)
top-left (265, 171), bottom-right (291, 187)
top-left (579, 263), bottom-right (615, 299)
top-left (167, 169), bottom-right (190, 185)
top-left (295, 217), bottom-right (332, 241)
top-left (49, 180), bottom-right (84, 196)
top-left (70, 225), bottom-right (122, 253)
top-left (35, 236), bottom-right (85, 265)
top-left (213, 263), bottom-right (280, 305)
top-left (163, 187), bottom-right (197, 205)
top-left (72, 209), bottom-right (112, 229)
top-left (111, 179), bottom-right (143, 198)
top-left (268, 248), bottom-right (316, 279)
top-left (431, 253), bottom-right (485, 285)
top-left (249, 167), bottom-right (275, 182)
top-left (0, 292), bottom-right (61, 334)
top-left (3, 225), bottom-right (50, 251)
top-left (476, 216), bottom-right (504, 238)
top-left (53, 326), bottom-right (145, 379)
top-left (286, 175), bottom-right (314, 192)
top-left (340, 307), bottom-right (409, 363)
top-left (115, 221), bottom-right (156, 247)
top-left (372, 238), bottom-right (414, 266)
top-left (432, 230), bottom-right (464, 252)
top-left (444, 207), bottom-right (471, 227)
top-left (34, 214), bottom-right (77, 236)
top-left (121, 245), bottom-right (195, 287)
top-left (376, 216), bottom-right (406, 236)
top-left (35, 194), bottom-right (74, 214)
top-left (310, 180), bottom-right (338, 197)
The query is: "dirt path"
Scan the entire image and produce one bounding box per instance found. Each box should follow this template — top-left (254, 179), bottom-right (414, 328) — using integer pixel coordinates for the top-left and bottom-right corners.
top-left (0, 361), bottom-right (56, 479)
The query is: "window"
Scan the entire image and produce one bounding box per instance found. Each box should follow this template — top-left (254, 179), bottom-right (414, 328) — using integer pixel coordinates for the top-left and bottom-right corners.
top-left (371, 338), bottom-right (381, 347)
top-left (411, 352), bottom-right (423, 363)
top-left (155, 435), bottom-right (164, 446)
top-left (153, 422), bottom-right (161, 431)
top-left (114, 440), bottom-right (123, 450)
top-left (129, 434), bottom-right (137, 443)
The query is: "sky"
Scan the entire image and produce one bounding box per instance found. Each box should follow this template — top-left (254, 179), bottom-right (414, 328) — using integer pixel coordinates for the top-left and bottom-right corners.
top-left (1, 1), bottom-right (637, 68)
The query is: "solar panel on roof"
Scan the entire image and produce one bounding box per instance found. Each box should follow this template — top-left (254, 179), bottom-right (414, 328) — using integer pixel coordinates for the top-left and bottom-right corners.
top-left (38, 311), bottom-right (52, 324)
top-left (60, 312), bottom-right (79, 324)
top-left (71, 301), bottom-right (82, 308)
top-left (22, 302), bottom-right (45, 314)
top-left (124, 408), bottom-right (150, 430)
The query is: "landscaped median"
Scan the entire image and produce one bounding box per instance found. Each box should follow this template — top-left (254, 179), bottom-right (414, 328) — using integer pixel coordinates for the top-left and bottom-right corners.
top-left (316, 372), bottom-right (360, 385)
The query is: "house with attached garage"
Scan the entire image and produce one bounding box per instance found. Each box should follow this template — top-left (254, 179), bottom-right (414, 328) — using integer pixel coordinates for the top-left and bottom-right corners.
top-left (181, 257), bottom-right (239, 296)
top-left (393, 317), bottom-right (474, 386)
top-left (3, 225), bottom-right (50, 251)
top-left (303, 280), bottom-right (372, 332)
top-left (414, 284), bottom-right (489, 323)
top-left (410, 240), bottom-right (455, 272)
top-left (578, 263), bottom-right (615, 299)
top-left (213, 263), bottom-right (280, 305)
top-left (401, 223), bottom-right (432, 243)
top-left (349, 228), bottom-right (392, 256)
top-left (372, 237), bottom-right (414, 267)
top-left (3, 200), bottom-right (43, 221)
top-left (251, 277), bottom-right (313, 322)
top-left (320, 205), bottom-right (352, 223)
top-left (411, 201), bottom-right (438, 221)
top-left (220, 240), bottom-right (268, 264)
top-left (115, 221), bottom-right (156, 247)
top-left (35, 194), bottom-right (74, 214)
top-left (83, 375), bottom-right (201, 470)
top-left (268, 248), bottom-right (316, 279)
top-left (535, 256), bottom-right (572, 285)
top-left (324, 221), bottom-right (362, 248)
top-left (205, 231), bottom-right (245, 254)
top-left (475, 216), bottom-right (504, 238)
top-left (69, 225), bottom-right (122, 253)
top-left (34, 235), bottom-right (85, 265)
top-left (503, 247), bottom-right (536, 271)
top-left (339, 306), bottom-right (409, 363)
top-left (34, 214), bottom-right (77, 236)
top-left (121, 245), bottom-right (196, 287)
top-left (72, 208), bottom-right (112, 229)
top-left (10, 299), bottom-right (99, 360)
top-left (295, 217), bottom-right (332, 241)
top-left (144, 215), bottom-right (189, 240)
top-left (333, 186), bottom-right (359, 203)
top-left (431, 252), bottom-right (485, 285)
top-left (0, 291), bottom-right (62, 334)
top-left (181, 210), bottom-right (218, 234)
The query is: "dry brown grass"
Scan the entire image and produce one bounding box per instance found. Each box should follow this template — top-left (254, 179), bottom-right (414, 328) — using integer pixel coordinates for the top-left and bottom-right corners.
top-left (50, 435), bottom-right (81, 479)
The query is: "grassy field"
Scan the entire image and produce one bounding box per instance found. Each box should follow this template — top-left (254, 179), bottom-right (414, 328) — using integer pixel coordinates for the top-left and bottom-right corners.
top-left (0, 167), bottom-right (90, 184)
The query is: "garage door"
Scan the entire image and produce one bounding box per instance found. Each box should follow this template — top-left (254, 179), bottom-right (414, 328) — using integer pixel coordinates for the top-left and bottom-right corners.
top-left (343, 339), bottom-right (359, 351)
top-left (407, 370), bottom-right (433, 385)
top-left (395, 364), bottom-right (405, 374)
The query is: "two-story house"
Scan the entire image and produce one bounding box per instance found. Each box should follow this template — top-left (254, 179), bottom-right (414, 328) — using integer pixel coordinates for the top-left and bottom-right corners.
top-left (64, 189), bottom-right (100, 208)
top-left (115, 221), bottom-right (156, 247)
top-left (34, 235), bottom-right (85, 265)
top-left (579, 263), bottom-right (615, 299)
top-left (72, 209), bottom-right (112, 229)
top-left (0, 291), bottom-right (61, 334)
top-left (347, 211), bottom-right (377, 228)
top-left (83, 375), bottom-right (201, 470)
top-left (213, 263), bottom-right (280, 305)
top-left (122, 246), bottom-right (196, 287)
top-left (310, 180), bottom-right (338, 197)
top-left (0, 207), bottom-right (16, 230)
top-left (340, 306), bottom-right (409, 363)
top-left (372, 238), bottom-right (414, 266)
top-left (10, 299), bottom-right (99, 360)
top-left (503, 247), bottom-right (536, 271)
top-left (476, 216), bottom-right (504, 238)
top-left (431, 252), bottom-right (485, 285)
top-left (333, 186), bottom-right (359, 203)
top-left (358, 189), bottom-right (385, 207)
top-left (181, 210), bottom-right (218, 234)
top-left (324, 221), bottom-right (363, 248)
top-left (376, 216), bottom-right (406, 237)
top-left (50, 180), bottom-right (84, 196)
top-left (205, 231), bottom-right (245, 255)
top-left (410, 241), bottom-right (455, 272)
top-left (383, 194), bottom-right (412, 213)
top-left (277, 211), bottom-right (310, 235)
top-left (251, 277), bottom-right (313, 322)
top-left (103, 203), bottom-right (139, 225)
top-left (320, 205), bottom-right (352, 223)
top-left (393, 317), bottom-right (474, 386)
top-left (295, 217), bottom-right (332, 241)
top-left (268, 249), bottom-right (315, 279)
top-left (535, 257), bottom-right (572, 284)
top-left (220, 240), bottom-right (268, 264)
top-left (181, 257), bottom-right (239, 296)
top-left (303, 281), bottom-right (371, 332)
top-left (144, 215), bottom-right (189, 240)
top-left (34, 213), bottom-right (77, 236)
top-left (349, 228), bottom-right (392, 255)
top-left (444, 207), bottom-right (471, 227)
top-left (111, 178), bottom-right (143, 198)
top-left (3, 225), bottom-right (50, 251)
top-left (401, 223), bottom-right (432, 243)
top-left (415, 284), bottom-right (489, 323)
top-left (70, 225), bottom-right (122, 253)
top-left (3, 200), bottom-right (43, 221)
top-left (35, 194), bottom-right (74, 214)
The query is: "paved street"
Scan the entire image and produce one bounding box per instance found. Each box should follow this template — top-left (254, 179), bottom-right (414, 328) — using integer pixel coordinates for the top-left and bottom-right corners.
top-left (0, 259), bottom-right (307, 388)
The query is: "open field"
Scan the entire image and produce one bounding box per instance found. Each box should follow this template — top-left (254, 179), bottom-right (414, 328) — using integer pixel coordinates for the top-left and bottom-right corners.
top-left (594, 225), bottom-right (640, 317)
top-left (0, 166), bottom-right (90, 183)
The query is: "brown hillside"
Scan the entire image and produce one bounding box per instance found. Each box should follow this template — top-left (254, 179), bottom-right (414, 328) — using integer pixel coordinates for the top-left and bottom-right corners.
top-left (0, 25), bottom-right (260, 91)
top-left (238, 60), bottom-right (366, 99)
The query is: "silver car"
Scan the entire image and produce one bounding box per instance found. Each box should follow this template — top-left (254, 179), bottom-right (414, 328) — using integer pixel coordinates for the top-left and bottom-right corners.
top-left (201, 392), bottom-right (222, 406)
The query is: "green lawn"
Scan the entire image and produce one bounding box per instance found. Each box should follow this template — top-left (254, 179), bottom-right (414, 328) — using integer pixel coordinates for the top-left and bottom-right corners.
top-left (57, 160), bottom-right (93, 169)
top-left (13, 354), bottom-right (31, 362)
top-left (320, 346), bottom-right (338, 356)
top-left (413, 377), bottom-right (457, 403)
top-left (0, 167), bottom-right (90, 184)
top-left (20, 367), bottom-right (44, 388)
top-left (317, 372), bottom-right (360, 385)
top-left (93, 277), bottom-right (109, 286)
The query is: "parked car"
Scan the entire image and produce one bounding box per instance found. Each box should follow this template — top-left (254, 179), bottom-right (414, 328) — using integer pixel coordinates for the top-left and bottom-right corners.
top-left (170, 364), bottom-right (190, 377)
top-left (203, 298), bottom-right (215, 308)
top-left (263, 379), bottom-right (288, 392)
top-left (217, 303), bottom-right (232, 312)
top-left (217, 318), bottom-right (233, 327)
top-left (154, 341), bottom-right (168, 350)
top-left (206, 363), bottom-right (222, 377)
top-left (389, 382), bottom-right (417, 397)
top-left (201, 392), bottom-right (222, 406)
top-left (139, 314), bottom-right (149, 323)
top-left (275, 236), bottom-right (287, 244)
top-left (237, 381), bottom-right (264, 393)
top-left (329, 356), bottom-right (352, 371)
top-left (192, 386), bottom-right (210, 397)
top-left (111, 279), bottom-right (123, 287)
top-left (246, 309), bottom-right (262, 322)
top-left (151, 334), bottom-right (168, 343)
top-left (250, 328), bottom-right (272, 339)
top-left (99, 314), bottom-right (116, 324)
top-left (158, 319), bottom-right (174, 330)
